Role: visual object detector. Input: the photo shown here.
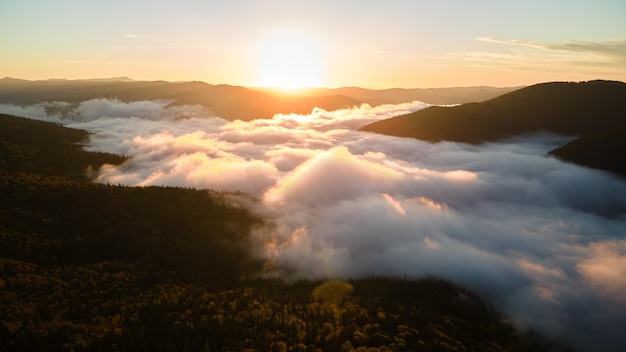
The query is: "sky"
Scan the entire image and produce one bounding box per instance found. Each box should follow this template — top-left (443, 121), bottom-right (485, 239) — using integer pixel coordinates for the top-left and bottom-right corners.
top-left (1, 0), bottom-right (625, 88)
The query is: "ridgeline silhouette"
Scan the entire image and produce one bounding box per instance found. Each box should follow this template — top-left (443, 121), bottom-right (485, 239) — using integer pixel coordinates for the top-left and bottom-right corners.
top-left (549, 122), bottom-right (626, 177)
top-left (362, 80), bottom-right (626, 177)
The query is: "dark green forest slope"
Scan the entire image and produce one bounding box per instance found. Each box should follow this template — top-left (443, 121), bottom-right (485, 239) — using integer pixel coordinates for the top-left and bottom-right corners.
top-left (1, 114), bottom-right (567, 351)
top-left (549, 122), bottom-right (626, 177)
top-left (361, 80), bottom-right (626, 177)
top-left (362, 80), bottom-right (626, 143)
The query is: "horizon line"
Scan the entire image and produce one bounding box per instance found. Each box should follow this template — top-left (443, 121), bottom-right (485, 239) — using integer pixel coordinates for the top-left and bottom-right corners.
top-left (0, 75), bottom-right (545, 90)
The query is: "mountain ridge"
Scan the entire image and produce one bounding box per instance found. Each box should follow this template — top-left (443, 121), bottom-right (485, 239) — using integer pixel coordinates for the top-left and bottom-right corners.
top-left (361, 80), bottom-right (626, 177)
top-left (251, 85), bottom-right (522, 105)
top-left (0, 77), bottom-right (520, 120)
top-left (0, 78), bottom-right (359, 121)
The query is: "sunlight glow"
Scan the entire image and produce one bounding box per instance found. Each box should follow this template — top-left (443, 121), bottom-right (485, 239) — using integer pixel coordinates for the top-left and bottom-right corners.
top-left (382, 193), bottom-right (406, 217)
top-left (258, 31), bottom-right (324, 89)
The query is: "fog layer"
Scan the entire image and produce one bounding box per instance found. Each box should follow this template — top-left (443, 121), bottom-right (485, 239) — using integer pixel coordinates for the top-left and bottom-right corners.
top-left (2, 99), bottom-right (625, 351)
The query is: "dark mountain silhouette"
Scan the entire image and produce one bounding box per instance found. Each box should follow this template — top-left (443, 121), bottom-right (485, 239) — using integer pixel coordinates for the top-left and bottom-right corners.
top-left (362, 80), bottom-right (626, 144)
top-left (549, 122), bottom-right (626, 178)
top-left (361, 80), bottom-right (626, 177)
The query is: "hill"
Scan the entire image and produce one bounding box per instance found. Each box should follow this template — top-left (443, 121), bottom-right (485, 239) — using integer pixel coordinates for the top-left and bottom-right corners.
top-left (361, 80), bottom-right (626, 177)
top-left (0, 113), bottom-right (262, 283)
top-left (361, 80), bottom-right (626, 144)
top-left (0, 78), bottom-right (361, 121)
top-left (549, 122), bottom-right (626, 177)
top-left (0, 113), bottom-right (566, 351)
top-left (1, 78), bottom-right (518, 121)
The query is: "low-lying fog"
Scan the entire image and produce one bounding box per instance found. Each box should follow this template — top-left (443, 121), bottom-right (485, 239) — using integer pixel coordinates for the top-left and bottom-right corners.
top-left (3, 99), bottom-right (625, 351)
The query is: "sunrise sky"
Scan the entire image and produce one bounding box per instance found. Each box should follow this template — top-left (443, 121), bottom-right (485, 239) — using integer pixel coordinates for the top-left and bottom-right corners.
top-left (1, 0), bottom-right (625, 88)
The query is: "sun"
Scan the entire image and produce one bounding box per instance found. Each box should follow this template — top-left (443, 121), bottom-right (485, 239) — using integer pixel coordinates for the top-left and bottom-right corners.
top-left (257, 31), bottom-right (324, 89)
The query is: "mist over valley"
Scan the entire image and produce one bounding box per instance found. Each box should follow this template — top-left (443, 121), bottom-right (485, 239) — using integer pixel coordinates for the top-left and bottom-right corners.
top-left (2, 78), bottom-right (626, 351)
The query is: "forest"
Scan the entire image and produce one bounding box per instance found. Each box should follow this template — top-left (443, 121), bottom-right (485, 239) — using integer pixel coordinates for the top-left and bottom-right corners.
top-left (0, 113), bottom-right (569, 351)
top-left (549, 121), bottom-right (626, 177)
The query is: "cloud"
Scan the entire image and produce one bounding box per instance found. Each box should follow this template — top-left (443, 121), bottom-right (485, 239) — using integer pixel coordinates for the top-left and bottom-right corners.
top-left (475, 37), bottom-right (626, 65)
top-left (478, 37), bottom-right (626, 56)
top-left (0, 103), bottom-right (53, 119)
top-left (2, 98), bottom-right (626, 351)
top-left (577, 240), bottom-right (626, 303)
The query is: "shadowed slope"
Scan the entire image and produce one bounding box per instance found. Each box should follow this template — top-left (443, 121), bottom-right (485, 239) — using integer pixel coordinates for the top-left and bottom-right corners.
top-left (550, 122), bottom-right (626, 178)
top-left (0, 113), bottom-right (263, 283)
top-left (361, 80), bottom-right (626, 144)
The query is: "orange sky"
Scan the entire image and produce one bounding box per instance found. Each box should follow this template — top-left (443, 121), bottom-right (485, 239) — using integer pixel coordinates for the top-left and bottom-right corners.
top-left (1, 0), bottom-right (625, 88)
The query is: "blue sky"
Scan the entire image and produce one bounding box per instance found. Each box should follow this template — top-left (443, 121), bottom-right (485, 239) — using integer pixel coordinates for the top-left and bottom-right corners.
top-left (1, 0), bottom-right (625, 87)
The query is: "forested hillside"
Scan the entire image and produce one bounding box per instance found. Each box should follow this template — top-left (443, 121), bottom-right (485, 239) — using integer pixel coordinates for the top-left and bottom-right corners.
top-left (361, 80), bottom-right (626, 178)
top-left (362, 80), bottom-right (626, 144)
top-left (549, 122), bottom-right (626, 178)
top-left (0, 114), bottom-right (567, 351)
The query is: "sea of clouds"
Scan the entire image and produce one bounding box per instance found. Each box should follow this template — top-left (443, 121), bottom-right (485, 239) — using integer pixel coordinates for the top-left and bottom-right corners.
top-left (2, 99), bottom-right (626, 351)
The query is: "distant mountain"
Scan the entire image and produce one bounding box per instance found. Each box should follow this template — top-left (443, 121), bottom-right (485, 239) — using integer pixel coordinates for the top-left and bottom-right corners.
top-left (253, 85), bottom-right (522, 105)
top-left (361, 80), bottom-right (626, 177)
top-left (0, 78), bottom-right (518, 121)
top-left (78, 76), bottom-right (136, 82)
top-left (0, 78), bottom-right (362, 121)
